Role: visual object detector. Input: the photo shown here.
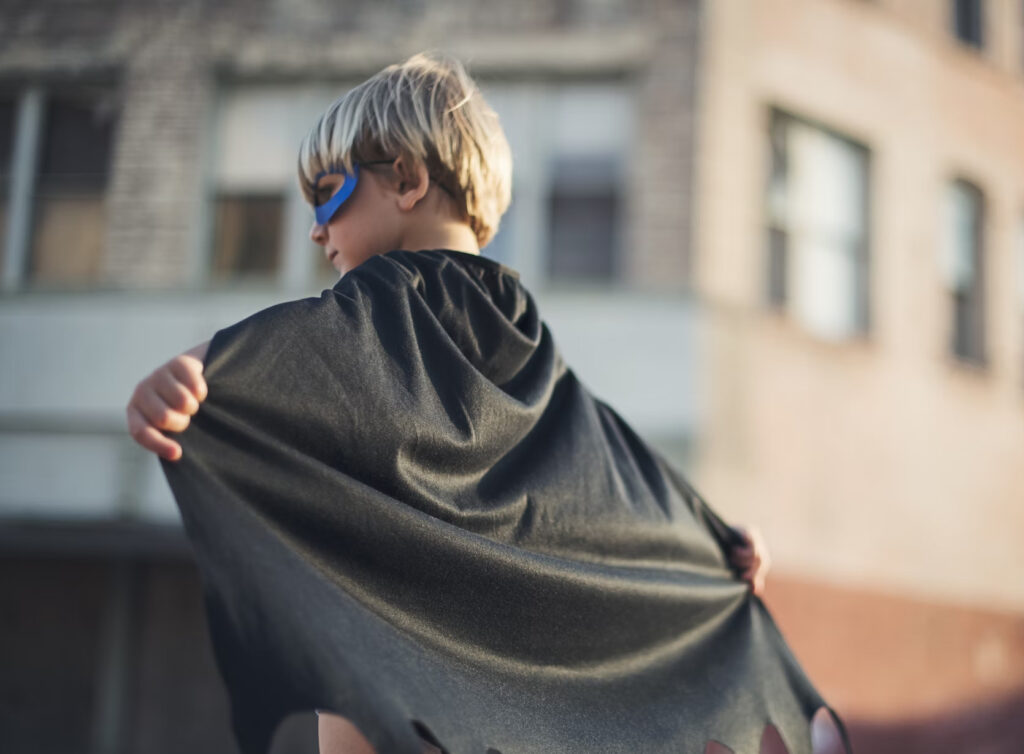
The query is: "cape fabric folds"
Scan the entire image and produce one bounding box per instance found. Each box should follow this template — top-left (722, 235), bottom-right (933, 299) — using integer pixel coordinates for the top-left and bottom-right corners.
top-left (160, 248), bottom-right (853, 754)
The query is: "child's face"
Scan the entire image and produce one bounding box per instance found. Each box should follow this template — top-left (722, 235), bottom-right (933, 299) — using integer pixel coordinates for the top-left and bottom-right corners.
top-left (308, 167), bottom-right (402, 277)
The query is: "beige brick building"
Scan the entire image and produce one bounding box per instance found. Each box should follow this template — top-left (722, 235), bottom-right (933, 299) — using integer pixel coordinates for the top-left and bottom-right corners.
top-left (692, 0), bottom-right (1024, 746)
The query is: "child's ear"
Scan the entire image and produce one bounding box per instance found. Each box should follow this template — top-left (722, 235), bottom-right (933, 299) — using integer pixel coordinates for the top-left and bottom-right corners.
top-left (392, 156), bottom-right (431, 211)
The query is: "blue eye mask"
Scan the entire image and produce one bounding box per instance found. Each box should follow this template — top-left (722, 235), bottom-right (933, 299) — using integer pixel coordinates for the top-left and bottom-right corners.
top-left (313, 164), bottom-right (360, 226)
top-left (312, 159), bottom-right (400, 226)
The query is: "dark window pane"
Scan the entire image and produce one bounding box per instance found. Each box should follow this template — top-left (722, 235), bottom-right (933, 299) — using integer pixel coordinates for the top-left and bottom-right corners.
top-left (767, 226), bottom-right (787, 307)
top-left (0, 96), bottom-right (14, 178)
top-left (29, 89), bottom-right (117, 285)
top-left (210, 194), bottom-right (284, 279)
top-left (546, 158), bottom-right (620, 282)
top-left (953, 0), bottom-right (984, 48)
top-left (949, 180), bottom-right (986, 364)
top-left (548, 192), bottom-right (618, 281)
top-left (852, 236), bottom-right (870, 332)
top-left (37, 90), bottom-right (115, 190)
top-left (952, 287), bottom-right (972, 358)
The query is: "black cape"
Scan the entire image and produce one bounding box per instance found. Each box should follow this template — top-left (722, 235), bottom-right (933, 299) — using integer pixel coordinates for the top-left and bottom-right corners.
top-left (160, 248), bottom-right (853, 754)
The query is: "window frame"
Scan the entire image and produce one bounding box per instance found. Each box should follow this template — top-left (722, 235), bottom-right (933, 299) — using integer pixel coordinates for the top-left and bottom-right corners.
top-left (201, 78), bottom-right (367, 293)
top-left (943, 176), bottom-right (988, 368)
top-left (0, 79), bottom-right (120, 294)
top-left (763, 106), bottom-right (873, 340)
top-left (477, 78), bottom-right (636, 293)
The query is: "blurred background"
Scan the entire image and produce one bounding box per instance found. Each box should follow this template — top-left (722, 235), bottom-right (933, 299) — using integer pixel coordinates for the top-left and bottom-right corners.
top-left (1, 0), bottom-right (1023, 752)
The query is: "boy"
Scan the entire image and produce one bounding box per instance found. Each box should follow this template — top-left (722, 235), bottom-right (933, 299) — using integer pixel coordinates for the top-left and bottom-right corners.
top-left (127, 53), bottom-right (836, 754)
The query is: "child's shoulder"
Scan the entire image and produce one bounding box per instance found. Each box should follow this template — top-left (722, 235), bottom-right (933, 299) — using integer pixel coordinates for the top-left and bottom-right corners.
top-left (347, 248), bottom-right (519, 286)
top-left (333, 249), bottom-right (526, 316)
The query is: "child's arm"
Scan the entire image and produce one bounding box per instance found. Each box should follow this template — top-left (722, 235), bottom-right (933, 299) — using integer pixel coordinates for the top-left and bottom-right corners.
top-left (125, 340), bottom-right (210, 462)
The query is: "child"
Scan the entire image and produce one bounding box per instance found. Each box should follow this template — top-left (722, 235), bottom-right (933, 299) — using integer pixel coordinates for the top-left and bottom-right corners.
top-left (127, 53), bottom-right (844, 754)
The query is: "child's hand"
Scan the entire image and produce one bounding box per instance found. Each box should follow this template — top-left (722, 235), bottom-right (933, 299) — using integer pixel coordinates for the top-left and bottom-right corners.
top-left (727, 525), bottom-right (770, 597)
top-left (125, 341), bottom-right (210, 462)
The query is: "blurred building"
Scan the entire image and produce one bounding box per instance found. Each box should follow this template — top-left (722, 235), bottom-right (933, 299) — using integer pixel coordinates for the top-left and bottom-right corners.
top-left (692, 0), bottom-right (1024, 751)
top-left (0, 1), bottom-right (703, 752)
top-left (1, 0), bottom-right (1023, 752)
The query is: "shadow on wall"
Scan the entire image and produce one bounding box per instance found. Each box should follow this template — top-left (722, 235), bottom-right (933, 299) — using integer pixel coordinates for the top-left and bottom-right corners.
top-left (845, 685), bottom-right (1024, 754)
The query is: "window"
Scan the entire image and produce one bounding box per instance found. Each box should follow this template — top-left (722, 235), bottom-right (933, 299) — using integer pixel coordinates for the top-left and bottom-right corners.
top-left (209, 83), bottom-right (362, 287)
top-left (547, 156), bottom-right (621, 280)
top-left (544, 86), bottom-right (630, 285)
top-left (0, 85), bottom-right (120, 292)
top-left (480, 82), bottom-right (632, 287)
top-left (765, 109), bottom-right (870, 341)
top-left (210, 81), bottom-right (632, 288)
top-left (210, 88), bottom-right (289, 281)
top-left (211, 82), bottom-right (478, 287)
top-left (940, 179), bottom-right (986, 365)
top-left (27, 87), bottom-right (117, 286)
top-left (952, 0), bottom-right (984, 49)
top-left (209, 194), bottom-right (284, 278)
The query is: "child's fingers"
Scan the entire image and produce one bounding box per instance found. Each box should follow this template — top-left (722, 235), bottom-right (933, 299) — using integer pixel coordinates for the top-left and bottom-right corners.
top-left (152, 368), bottom-right (201, 415)
top-left (136, 385), bottom-right (192, 432)
top-left (126, 405), bottom-right (183, 460)
top-left (741, 559), bottom-right (768, 594)
top-left (736, 560), bottom-right (760, 576)
top-left (729, 545), bottom-right (756, 565)
top-left (731, 555), bottom-right (754, 570)
top-left (731, 526), bottom-right (770, 572)
top-left (739, 569), bottom-right (764, 596)
top-left (753, 573), bottom-right (767, 597)
top-left (168, 356), bottom-right (208, 402)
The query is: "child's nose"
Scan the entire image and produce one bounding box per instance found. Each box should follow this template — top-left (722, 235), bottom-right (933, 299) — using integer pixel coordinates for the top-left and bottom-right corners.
top-left (309, 221), bottom-right (327, 245)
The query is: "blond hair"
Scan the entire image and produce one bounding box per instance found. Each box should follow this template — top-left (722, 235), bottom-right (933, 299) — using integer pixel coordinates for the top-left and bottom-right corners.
top-left (297, 52), bottom-right (512, 247)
